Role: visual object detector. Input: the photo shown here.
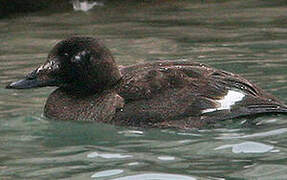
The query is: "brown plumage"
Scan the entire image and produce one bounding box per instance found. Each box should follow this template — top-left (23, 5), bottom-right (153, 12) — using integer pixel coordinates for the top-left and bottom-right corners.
top-left (6, 37), bottom-right (287, 129)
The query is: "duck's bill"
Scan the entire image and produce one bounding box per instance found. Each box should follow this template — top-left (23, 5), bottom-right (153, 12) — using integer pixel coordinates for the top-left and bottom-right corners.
top-left (6, 72), bottom-right (58, 89)
top-left (6, 78), bottom-right (44, 89)
top-left (6, 77), bottom-right (59, 89)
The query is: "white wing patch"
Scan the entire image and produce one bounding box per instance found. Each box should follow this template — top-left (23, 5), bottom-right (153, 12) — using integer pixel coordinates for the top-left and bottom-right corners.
top-left (202, 90), bottom-right (245, 113)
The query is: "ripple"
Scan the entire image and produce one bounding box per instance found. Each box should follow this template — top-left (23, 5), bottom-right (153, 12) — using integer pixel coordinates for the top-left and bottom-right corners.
top-left (216, 128), bottom-right (287, 140)
top-left (214, 141), bottom-right (276, 154)
top-left (128, 162), bottom-right (139, 166)
top-left (118, 130), bottom-right (144, 137)
top-left (91, 169), bottom-right (123, 178)
top-left (87, 152), bottom-right (133, 159)
top-left (113, 173), bottom-right (196, 180)
top-left (157, 156), bottom-right (175, 161)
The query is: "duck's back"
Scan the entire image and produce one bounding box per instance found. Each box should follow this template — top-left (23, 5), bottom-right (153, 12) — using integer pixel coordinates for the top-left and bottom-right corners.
top-left (113, 60), bottom-right (287, 128)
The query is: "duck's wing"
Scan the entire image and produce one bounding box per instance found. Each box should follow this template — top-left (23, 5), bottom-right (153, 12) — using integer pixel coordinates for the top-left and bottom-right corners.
top-left (115, 60), bottom-right (287, 128)
top-left (201, 68), bottom-right (287, 125)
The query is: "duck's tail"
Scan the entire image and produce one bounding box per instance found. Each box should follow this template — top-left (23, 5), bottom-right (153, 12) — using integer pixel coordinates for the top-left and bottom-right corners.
top-left (247, 104), bottom-right (287, 114)
top-left (203, 104), bottom-right (287, 126)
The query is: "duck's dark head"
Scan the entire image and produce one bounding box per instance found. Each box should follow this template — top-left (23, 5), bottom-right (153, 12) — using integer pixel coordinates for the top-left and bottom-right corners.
top-left (6, 37), bottom-right (121, 94)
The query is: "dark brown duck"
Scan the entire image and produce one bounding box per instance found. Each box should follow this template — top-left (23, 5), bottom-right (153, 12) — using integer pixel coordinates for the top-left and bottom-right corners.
top-left (6, 37), bottom-right (287, 129)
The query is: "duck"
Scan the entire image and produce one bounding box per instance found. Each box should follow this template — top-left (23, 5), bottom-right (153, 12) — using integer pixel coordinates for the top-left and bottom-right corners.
top-left (6, 36), bottom-right (287, 129)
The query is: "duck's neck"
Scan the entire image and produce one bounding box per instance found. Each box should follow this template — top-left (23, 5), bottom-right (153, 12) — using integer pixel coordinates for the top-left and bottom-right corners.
top-left (61, 77), bottom-right (122, 97)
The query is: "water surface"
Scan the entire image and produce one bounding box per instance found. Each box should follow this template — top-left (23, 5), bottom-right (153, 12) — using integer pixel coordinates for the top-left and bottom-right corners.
top-left (1, 0), bottom-right (287, 179)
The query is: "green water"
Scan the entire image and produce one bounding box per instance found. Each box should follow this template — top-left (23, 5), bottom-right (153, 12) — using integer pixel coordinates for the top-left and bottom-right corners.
top-left (1, 0), bottom-right (287, 179)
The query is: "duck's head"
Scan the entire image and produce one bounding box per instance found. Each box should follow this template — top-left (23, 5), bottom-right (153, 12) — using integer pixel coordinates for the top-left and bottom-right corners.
top-left (6, 37), bottom-right (121, 93)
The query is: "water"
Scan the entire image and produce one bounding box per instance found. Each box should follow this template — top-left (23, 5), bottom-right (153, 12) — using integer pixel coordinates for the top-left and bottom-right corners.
top-left (1, 0), bottom-right (287, 179)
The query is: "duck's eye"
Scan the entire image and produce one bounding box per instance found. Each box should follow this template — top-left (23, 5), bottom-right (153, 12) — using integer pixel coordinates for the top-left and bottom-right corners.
top-left (74, 55), bottom-right (81, 62)
top-left (71, 50), bottom-right (90, 64)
